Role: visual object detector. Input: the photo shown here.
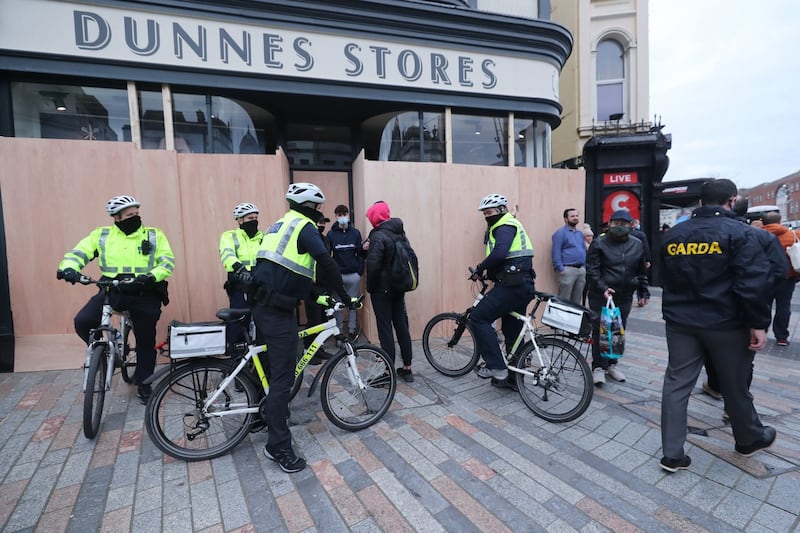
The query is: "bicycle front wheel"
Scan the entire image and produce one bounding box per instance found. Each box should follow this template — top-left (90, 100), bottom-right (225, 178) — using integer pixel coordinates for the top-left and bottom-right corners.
top-left (320, 344), bottom-right (395, 431)
top-left (83, 344), bottom-right (108, 439)
top-left (515, 337), bottom-right (592, 423)
top-left (145, 359), bottom-right (259, 461)
top-left (422, 312), bottom-right (479, 376)
top-left (120, 320), bottom-right (137, 384)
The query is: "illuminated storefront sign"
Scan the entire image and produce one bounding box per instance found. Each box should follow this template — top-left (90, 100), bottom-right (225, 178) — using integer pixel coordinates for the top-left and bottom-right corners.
top-left (0, 0), bottom-right (560, 101)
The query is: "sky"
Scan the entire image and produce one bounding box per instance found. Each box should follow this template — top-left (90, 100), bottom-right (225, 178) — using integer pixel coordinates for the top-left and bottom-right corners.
top-left (649, 1), bottom-right (800, 189)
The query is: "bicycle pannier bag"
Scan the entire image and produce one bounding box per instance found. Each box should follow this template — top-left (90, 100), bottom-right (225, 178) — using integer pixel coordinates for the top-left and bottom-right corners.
top-left (786, 231), bottom-right (800, 273)
top-left (168, 320), bottom-right (227, 359)
top-left (598, 297), bottom-right (625, 360)
top-left (388, 235), bottom-right (420, 292)
top-left (541, 298), bottom-right (591, 337)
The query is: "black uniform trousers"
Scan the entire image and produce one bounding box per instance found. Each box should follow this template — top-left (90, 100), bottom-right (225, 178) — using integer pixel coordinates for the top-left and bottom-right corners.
top-left (661, 323), bottom-right (767, 460)
top-left (74, 289), bottom-right (162, 386)
top-left (251, 303), bottom-right (297, 451)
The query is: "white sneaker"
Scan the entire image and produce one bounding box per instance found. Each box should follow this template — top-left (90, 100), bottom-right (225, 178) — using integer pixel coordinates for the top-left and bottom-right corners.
top-left (592, 367), bottom-right (606, 385)
top-left (606, 366), bottom-right (626, 382)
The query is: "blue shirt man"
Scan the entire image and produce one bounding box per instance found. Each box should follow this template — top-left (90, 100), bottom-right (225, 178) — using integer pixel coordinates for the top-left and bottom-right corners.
top-left (551, 208), bottom-right (587, 304)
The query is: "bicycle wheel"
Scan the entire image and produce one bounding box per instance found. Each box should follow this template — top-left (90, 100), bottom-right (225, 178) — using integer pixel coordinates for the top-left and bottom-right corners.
top-left (515, 336), bottom-right (592, 423)
top-left (422, 312), bottom-right (479, 376)
top-left (320, 344), bottom-right (395, 431)
top-left (120, 319), bottom-right (137, 384)
top-left (144, 359), bottom-right (259, 461)
top-left (83, 344), bottom-right (108, 439)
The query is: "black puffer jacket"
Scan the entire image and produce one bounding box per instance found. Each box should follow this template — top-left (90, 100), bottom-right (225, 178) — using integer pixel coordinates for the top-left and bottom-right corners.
top-left (586, 233), bottom-right (649, 298)
top-left (364, 218), bottom-right (405, 294)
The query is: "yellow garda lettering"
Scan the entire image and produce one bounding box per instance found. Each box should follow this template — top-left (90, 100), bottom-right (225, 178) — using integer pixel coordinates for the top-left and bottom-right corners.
top-left (666, 241), bottom-right (723, 255)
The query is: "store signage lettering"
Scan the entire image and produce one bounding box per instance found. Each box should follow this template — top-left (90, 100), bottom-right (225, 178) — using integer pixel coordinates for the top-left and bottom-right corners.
top-left (603, 172), bottom-right (639, 186)
top-left (73, 10), bottom-right (497, 89)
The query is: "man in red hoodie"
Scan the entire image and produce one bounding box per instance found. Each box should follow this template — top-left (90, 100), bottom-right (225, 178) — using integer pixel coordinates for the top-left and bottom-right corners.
top-left (762, 211), bottom-right (799, 346)
top-left (362, 201), bottom-right (415, 382)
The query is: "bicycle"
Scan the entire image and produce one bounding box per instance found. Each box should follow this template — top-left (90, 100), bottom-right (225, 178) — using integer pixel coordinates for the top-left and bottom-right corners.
top-left (144, 296), bottom-right (397, 461)
top-left (422, 269), bottom-right (592, 422)
top-left (59, 275), bottom-right (138, 438)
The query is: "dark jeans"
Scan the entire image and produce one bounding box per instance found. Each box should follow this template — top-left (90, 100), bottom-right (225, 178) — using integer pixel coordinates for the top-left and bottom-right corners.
top-left (771, 277), bottom-right (797, 341)
top-left (468, 280), bottom-right (535, 370)
top-left (588, 292), bottom-right (632, 370)
top-left (370, 290), bottom-right (413, 366)
top-left (251, 304), bottom-right (297, 451)
top-left (662, 323), bottom-right (766, 459)
top-left (74, 289), bottom-right (162, 386)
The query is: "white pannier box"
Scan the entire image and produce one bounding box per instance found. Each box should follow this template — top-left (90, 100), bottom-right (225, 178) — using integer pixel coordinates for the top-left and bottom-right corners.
top-left (168, 320), bottom-right (227, 359)
top-left (541, 299), bottom-right (592, 337)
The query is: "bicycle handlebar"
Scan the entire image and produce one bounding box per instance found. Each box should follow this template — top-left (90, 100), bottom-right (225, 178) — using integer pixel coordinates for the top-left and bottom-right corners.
top-left (75, 276), bottom-right (137, 288)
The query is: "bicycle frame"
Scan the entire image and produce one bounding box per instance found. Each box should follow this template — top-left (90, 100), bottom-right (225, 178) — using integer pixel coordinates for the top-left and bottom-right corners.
top-left (83, 297), bottom-right (127, 392)
top-left (200, 303), bottom-right (364, 419)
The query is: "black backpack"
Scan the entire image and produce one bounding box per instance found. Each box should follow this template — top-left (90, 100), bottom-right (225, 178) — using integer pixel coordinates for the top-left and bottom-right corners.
top-left (387, 235), bottom-right (419, 292)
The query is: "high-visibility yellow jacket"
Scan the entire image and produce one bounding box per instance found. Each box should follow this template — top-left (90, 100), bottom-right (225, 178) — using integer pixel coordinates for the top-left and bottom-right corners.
top-left (486, 213), bottom-right (534, 259)
top-left (256, 211), bottom-right (316, 280)
top-left (59, 225), bottom-right (174, 282)
top-left (219, 228), bottom-right (263, 272)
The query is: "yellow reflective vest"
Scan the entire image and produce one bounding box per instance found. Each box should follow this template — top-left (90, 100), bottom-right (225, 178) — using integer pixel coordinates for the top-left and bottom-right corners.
top-left (486, 213), bottom-right (534, 259)
top-left (219, 228), bottom-right (263, 272)
top-left (59, 225), bottom-right (174, 282)
top-left (256, 211), bottom-right (316, 280)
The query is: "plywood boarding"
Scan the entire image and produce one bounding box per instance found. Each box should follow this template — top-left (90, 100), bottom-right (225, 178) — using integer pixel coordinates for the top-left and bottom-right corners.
top-left (1, 137), bottom-right (584, 370)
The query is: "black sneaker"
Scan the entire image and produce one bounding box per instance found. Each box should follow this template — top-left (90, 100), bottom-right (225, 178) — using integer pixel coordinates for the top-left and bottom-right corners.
top-left (660, 455), bottom-right (691, 473)
top-left (397, 368), bottom-right (414, 383)
top-left (491, 377), bottom-right (518, 392)
top-left (735, 426), bottom-right (777, 457)
top-left (263, 445), bottom-right (306, 473)
top-left (137, 384), bottom-right (152, 405)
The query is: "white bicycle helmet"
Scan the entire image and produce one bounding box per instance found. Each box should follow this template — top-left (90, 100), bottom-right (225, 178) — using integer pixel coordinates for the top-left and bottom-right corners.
top-left (477, 194), bottom-right (508, 211)
top-left (232, 202), bottom-right (259, 219)
top-left (106, 195), bottom-right (141, 215)
top-left (286, 182), bottom-right (325, 205)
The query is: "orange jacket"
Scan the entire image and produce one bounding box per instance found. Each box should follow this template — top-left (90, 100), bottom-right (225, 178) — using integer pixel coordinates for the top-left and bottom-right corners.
top-left (763, 223), bottom-right (800, 278)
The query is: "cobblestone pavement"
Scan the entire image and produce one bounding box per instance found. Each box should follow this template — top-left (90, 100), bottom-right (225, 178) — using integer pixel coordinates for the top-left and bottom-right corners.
top-left (0, 288), bottom-right (798, 532)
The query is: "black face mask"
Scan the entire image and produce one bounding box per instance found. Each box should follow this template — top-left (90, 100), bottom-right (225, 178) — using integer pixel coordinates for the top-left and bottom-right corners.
top-left (294, 203), bottom-right (324, 223)
top-left (608, 225), bottom-right (630, 240)
top-left (485, 213), bottom-right (504, 228)
top-left (240, 219), bottom-right (259, 238)
top-left (115, 215), bottom-right (142, 235)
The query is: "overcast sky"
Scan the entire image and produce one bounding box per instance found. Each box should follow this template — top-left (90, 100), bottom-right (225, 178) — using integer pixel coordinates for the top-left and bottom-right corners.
top-left (649, 1), bottom-right (800, 189)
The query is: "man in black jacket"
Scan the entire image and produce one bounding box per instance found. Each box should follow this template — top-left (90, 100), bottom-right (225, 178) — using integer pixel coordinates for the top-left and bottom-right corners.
top-left (659, 178), bottom-right (776, 473)
top-left (586, 209), bottom-right (650, 385)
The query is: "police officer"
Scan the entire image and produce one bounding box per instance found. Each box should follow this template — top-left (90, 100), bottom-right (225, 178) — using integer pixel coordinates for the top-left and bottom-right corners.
top-left (659, 178), bottom-right (776, 473)
top-left (469, 194), bottom-right (535, 387)
top-left (219, 202), bottom-right (262, 348)
top-left (57, 195), bottom-right (174, 404)
top-left (249, 183), bottom-right (350, 473)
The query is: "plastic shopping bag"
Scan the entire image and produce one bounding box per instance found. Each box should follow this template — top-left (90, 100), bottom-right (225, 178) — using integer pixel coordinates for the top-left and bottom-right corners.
top-left (599, 297), bottom-right (625, 360)
top-left (786, 231), bottom-right (800, 273)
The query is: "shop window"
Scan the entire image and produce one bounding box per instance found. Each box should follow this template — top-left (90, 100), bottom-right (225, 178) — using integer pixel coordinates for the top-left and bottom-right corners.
top-left (11, 81), bottom-right (129, 142)
top-left (452, 114), bottom-right (507, 166)
top-left (513, 117), bottom-right (551, 168)
top-left (374, 111), bottom-right (445, 163)
top-left (285, 124), bottom-right (352, 169)
top-left (141, 92), bottom-right (273, 154)
top-left (596, 39), bottom-right (625, 122)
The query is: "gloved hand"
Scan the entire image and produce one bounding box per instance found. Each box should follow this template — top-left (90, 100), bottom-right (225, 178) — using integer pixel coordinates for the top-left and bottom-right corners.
top-left (135, 273), bottom-right (157, 289)
top-left (232, 262), bottom-right (245, 275)
top-left (350, 297), bottom-right (363, 310)
top-left (233, 269), bottom-right (252, 285)
top-left (58, 268), bottom-right (81, 284)
top-left (315, 294), bottom-right (334, 307)
top-left (468, 266), bottom-right (482, 281)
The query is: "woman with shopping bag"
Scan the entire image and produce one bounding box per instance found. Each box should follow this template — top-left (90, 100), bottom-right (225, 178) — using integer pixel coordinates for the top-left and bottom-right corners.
top-left (586, 210), bottom-right (650, 385)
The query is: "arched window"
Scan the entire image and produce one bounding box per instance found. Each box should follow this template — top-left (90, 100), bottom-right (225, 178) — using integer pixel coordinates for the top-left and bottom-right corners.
top-left (596, 39), bottom-right (625, 121)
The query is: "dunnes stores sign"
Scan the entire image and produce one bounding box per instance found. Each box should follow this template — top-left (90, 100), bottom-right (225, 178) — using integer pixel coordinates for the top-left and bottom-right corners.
top-left (0, 0), bottom-right (560, 101)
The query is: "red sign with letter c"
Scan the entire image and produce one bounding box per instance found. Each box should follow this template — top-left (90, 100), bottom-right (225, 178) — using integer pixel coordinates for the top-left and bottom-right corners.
top-left (603, 191), bottom-right (640, 223)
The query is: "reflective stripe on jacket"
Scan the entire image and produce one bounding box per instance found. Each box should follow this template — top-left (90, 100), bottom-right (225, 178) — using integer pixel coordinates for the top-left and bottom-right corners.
top-left (256, 211), bottom-right (316, 280)
top-left (58, 225), bottom-right (174, 282)
top-left (219, 228), bottom-right (263, 272)
top-left (486, 213), bottom-right (534, 259)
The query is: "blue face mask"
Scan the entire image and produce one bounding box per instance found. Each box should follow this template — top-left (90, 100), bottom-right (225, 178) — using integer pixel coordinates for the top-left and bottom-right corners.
top-left (337, 216), bottom-right (349, 226)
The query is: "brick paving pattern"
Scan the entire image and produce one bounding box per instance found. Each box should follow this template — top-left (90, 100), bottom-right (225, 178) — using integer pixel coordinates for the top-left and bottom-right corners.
top-left (0, 287), bottom-right (798, 532)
